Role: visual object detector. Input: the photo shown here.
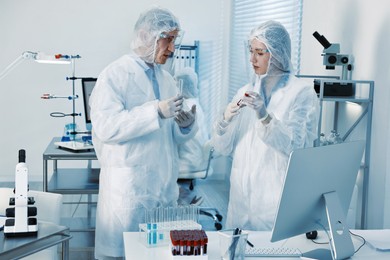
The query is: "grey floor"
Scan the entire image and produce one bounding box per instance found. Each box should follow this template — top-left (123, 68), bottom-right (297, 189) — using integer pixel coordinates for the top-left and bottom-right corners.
top-left (1, 178), bottom-right (229, 259)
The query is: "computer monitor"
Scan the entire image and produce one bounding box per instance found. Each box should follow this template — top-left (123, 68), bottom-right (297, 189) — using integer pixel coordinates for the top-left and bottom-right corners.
top-left (81, 77), bottom-right (97, 131)
top-left (271, 140), bottom-right (365, 260)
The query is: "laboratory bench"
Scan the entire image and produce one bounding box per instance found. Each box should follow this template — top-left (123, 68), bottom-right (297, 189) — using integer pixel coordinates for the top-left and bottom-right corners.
top-left (0, 221), bottom-right (71, 260)
top-left (123, 229), bottom-right (390, 259)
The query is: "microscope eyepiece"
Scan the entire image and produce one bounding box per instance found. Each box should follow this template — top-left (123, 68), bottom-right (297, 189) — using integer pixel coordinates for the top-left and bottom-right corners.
top-left (18, 149), bottom-right (26, 163)
top-left (313, 31), bottom-right (331, 49)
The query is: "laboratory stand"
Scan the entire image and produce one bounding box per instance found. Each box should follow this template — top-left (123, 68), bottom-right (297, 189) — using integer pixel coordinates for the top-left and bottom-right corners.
top-left (316, 79), bottom-right (374, 229)
top-left (42, 137), bottom-right (98, 253)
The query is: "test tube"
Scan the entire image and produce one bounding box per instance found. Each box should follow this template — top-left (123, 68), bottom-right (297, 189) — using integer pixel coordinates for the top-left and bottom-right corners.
top-left (163, 207), bottom-right (168, 228)
top-left (152, 223), bottom-right (157, 244)
top-left (170, 231), bottom-right (179, 255)
top-left (147, 223), bottom-right (151, 245)
top-left (168, 206), bottom-right (174, 228)
top-left (177, 79), bottom-right (183, 96)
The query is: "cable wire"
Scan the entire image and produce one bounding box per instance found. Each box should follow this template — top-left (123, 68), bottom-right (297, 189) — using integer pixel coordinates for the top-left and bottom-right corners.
top-left (349, 230), bottom-right (366, 254)
top-left (310, 222), bottom-right (367, 255)
top-left (71, 194), bottom-right (83, 218)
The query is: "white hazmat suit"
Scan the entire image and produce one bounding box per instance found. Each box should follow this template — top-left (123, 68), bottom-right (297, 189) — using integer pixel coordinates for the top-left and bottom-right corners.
top-left (175, 67), bottom-right (210, 172)
top-left (90, 8), bottom-right (197, 259)
top-left (211, 21), bottom-right (319, 231)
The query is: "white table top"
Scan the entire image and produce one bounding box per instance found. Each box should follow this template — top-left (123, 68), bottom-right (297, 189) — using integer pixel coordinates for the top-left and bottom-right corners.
top-left (124, 229), bottom-right (390, 259)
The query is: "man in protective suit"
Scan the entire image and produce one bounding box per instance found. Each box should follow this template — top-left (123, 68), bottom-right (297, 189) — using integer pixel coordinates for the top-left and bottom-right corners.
top-left (90, 7), bottom-right (197, 259)
top-left (211, 21), bottom-right (319, 231)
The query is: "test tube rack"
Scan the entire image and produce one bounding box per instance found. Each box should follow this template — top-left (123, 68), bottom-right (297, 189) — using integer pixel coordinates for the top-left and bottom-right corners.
top-left (139, 205), bottom-right (202, 248)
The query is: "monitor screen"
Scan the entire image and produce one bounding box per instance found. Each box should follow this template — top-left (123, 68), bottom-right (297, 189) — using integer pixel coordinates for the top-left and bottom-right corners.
top-left (81, 78), bottom-right (97, 129)
top-left (271, 140), bottom-right (365, 259)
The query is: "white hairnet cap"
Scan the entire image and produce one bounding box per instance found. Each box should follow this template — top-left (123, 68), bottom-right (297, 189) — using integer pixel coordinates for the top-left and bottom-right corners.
top-left (249, 20), bottom-right (293, 75)
top-left (175, 67), bottom-right (198, 98)
top-left (132, 7), bottom-right (181, 63)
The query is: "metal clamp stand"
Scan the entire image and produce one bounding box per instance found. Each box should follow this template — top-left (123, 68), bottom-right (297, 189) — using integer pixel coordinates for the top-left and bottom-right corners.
top-left (66, 55), bottom-right (82, 141)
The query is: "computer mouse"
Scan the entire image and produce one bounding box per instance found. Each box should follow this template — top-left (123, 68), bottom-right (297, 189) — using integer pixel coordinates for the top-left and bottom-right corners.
top-left (306, 230), bottom-right (318, 239)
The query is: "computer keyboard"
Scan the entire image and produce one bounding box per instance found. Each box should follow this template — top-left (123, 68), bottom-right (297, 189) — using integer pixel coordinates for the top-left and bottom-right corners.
top-left (245, 247), bottom-right (302, 257)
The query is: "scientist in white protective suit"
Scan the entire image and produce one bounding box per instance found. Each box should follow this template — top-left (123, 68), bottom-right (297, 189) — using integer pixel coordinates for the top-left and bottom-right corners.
top-left (211, 20), bottom-right (319, 231)
top-left (175, 67), bottom-right (210, 173)
top-left (89, 7), bottom-right (198, 259)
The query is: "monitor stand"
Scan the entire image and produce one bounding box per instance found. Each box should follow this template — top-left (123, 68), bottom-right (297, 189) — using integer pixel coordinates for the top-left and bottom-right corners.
top-left (302, 191), bottom-right (355, 260)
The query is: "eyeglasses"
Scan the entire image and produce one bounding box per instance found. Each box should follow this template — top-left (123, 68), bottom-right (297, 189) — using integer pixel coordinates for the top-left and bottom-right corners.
top-left (159, 31), bottom-right (184, 48)
top-left (248, 46), bottom-right (270, 57)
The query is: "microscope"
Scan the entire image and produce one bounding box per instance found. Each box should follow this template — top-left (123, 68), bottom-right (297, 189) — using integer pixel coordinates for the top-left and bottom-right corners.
top-left (4, 149), bottom-right (38, 237)
top-left (313, 31), bottom-right (354, 96)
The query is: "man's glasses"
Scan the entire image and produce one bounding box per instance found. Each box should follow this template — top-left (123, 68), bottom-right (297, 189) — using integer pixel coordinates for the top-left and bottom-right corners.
top-left (159, 31), bottom-right (184, 48)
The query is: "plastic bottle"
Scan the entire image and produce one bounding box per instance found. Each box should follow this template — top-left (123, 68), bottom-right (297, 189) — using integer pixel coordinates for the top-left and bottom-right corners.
top-left (320, 133), bottom-right (328, 146)
top-left (327, 130), bottom-right (337, 145)
top-left (334, 132), bottom-right (343, 144)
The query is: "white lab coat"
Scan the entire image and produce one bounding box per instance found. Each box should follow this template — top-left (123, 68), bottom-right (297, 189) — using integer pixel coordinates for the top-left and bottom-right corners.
top-left (212, 76), bottom-right (319, 231)
top-left (90, 53), bottom-right (197, 258)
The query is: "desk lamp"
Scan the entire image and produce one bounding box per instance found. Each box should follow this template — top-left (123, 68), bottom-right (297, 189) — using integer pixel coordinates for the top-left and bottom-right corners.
top-left (0, 51), bottom-right (71, 80)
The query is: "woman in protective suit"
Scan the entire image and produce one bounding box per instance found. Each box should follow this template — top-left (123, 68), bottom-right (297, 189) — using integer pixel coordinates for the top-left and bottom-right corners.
top-left (90, 7), bottom-right (197, 259)
top-left (211, 21), bottom-right (319, 231)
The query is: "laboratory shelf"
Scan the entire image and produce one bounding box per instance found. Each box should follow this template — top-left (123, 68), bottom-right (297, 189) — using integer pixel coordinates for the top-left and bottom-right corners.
top-left (61, 216), bottom-right (96, 232)
top-left (66, 229), bottom-right (95, 252)
top-left (316, 79), bottom-right (374, 229)
top-left (48, 168), bottom-right (100, 194)
top-left (43, 137), bottom-right (99, 193)
top-left (43, 137), bottom-right (99, 234)
top-left (321, 97), bottom-right (371, 103)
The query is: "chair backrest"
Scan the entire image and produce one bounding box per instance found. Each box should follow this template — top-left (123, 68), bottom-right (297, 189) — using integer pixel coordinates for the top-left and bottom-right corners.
top-left (0, 188), bottom-right (13, 215)
top-left (0, 187), bottom-right (63, 224)
top-left (29, 190), bottom-right (63, 224)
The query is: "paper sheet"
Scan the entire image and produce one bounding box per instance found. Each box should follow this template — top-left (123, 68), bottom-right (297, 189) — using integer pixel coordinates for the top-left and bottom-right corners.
top-left (353, 229), bottom-right (390, 251)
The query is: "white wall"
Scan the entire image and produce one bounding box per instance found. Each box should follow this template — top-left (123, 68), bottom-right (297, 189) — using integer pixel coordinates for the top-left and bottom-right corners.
top-left (0, 0), bottom-right (228, 180)
top-left (301, 0), bottom-right (390, 228)
top-left (2, 0), bottom-right (389, 229)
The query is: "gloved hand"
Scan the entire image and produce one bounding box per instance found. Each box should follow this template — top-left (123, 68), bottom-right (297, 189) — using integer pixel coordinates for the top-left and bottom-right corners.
top-left (223, 102), bottom-right (241, 122)
top-left (175, 105), bottom-right (196, 128)
top-left (158, 95), bottom-right (184, 119)
top-left (241, 91), bottom-right (267, 119)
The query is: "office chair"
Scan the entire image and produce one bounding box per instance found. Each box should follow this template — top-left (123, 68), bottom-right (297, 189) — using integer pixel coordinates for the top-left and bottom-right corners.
top-left (178, 147), bottom-right (215, 190)
top-left (0, 187), bottom-right (63, 260)
top-left (176, 145), bottom-right (223, 230)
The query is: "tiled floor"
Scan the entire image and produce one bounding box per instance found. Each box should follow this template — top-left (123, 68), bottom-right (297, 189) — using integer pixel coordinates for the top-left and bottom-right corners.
top-left (1, 178), bottom-right (229, 259)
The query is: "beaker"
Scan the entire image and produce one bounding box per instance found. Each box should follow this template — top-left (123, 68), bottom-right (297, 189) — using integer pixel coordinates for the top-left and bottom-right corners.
top-left (61, 123), bottom-right (78, 141)
top-left (218, 229), bottom-right (248, 260)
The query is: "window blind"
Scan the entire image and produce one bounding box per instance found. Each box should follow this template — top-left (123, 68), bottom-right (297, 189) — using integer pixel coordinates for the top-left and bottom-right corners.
top-left (229, 0), bottom-right (303, 100)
